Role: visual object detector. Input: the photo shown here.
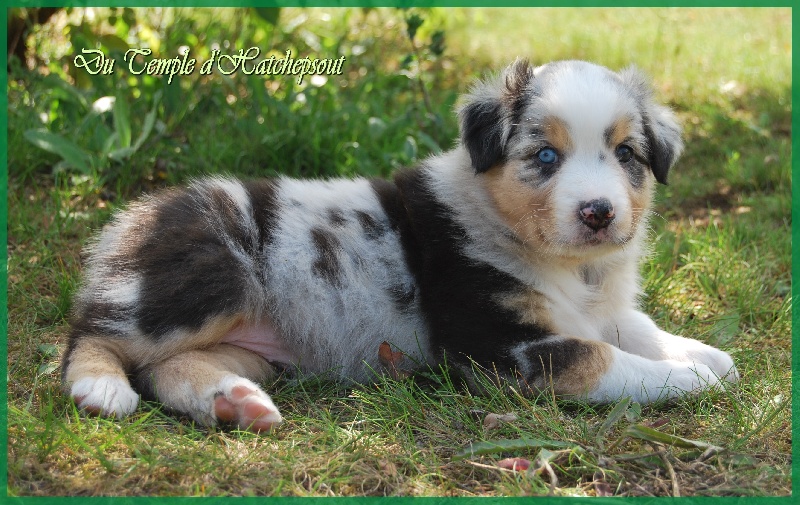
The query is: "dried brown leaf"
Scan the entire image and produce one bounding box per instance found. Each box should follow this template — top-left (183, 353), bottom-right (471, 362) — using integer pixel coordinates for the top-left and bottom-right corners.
top-left (496, 457), bottom-right (531, 472)
top-left (483, 412), bottom-right (518, 430)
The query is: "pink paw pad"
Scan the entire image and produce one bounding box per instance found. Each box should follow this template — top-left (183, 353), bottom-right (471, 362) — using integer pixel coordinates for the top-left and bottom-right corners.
top-left (213, 384), bottom-right (282, 433)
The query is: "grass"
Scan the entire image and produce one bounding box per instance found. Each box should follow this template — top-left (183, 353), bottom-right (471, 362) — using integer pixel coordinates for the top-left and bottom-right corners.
top-left (6, 7), bottom-right (792, 497)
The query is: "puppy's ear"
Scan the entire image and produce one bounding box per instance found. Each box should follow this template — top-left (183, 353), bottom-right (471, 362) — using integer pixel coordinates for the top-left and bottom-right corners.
top-left (458, 59), bottom-right (535, 173)
top-left (620, 67), bottom-right (684, 185)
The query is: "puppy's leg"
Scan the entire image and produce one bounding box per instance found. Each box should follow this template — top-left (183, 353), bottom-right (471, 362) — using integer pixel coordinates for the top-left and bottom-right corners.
top-left (608, 310), bottom-right (739, 382)
top-left (509, 336), bottom-right (725, 403)
top-left (62, 337), bottom-right (140, 419)
top-left (136, 344), bottom-right (281, 432)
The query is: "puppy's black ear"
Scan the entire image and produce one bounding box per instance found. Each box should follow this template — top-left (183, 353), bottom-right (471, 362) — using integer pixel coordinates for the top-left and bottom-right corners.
top-left (458, 59), bottom-right (534, 173)
top-left (644, 109), bottom-right (683, 185)
top-left (620, 67), bottom-right (684, 185)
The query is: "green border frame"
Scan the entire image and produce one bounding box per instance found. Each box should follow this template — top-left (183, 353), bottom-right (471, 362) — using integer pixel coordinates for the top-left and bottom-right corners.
top-left (3, 1), bottom-right (795, 502)
top-left (4, 0), bottom-right (799, 7)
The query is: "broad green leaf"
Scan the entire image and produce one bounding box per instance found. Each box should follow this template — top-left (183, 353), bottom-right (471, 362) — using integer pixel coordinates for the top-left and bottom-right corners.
top-left (38, 363), bottom-right (59, 376)
top-left (710, 311), bottom-right (740, 346)
top-left (624, 424), bottom-right (721, 450)
top-left (367, 117), bottom-right (387, 138)
top-left (595, 396), bottom-right (632, 448)
top-left (625, 402), bottom-right (642, 423)
top-left (453, 437), bottom-right (574, 461)
top-left (37, 344), bottom-right (59, 358)
top-left (132, 91), bottom-right (161, 152)
top-left (131, 109), bottom-right (156, 152)
top-left (416, 131), bottom-right (442, 154)
top-left (102, 132), bottom-right (119, 157)
top-left (41, 74), bottom-right (89, 109)
top-left (97, 34), bottom-right (129, 52)
top-left (402, 135), bottom-right (418, 161)
top-left (114, 91), bottom-right (132, 149)
top-left (406, 13), bottom-right (424, 42)
top-left (108, 147), bottom-right (136, 162)
top-left (253, 8), bottom-right (281, 26)
top-left (24, 129), bottom-right (93, 173)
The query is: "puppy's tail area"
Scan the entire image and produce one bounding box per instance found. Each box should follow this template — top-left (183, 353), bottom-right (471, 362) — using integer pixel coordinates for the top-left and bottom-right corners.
top-left (61, 334), bottom-right (140, 419)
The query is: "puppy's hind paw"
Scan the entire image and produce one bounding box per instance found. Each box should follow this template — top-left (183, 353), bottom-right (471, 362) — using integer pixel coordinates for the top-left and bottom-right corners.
top-left (70, 375), bottom-right (140, 419)
top-left (213, 376), bottom-right (282, 433)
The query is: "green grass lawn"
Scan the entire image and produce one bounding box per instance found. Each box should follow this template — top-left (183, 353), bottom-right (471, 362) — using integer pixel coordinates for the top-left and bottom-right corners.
top-left (6, 7), bottom-right (792, 496)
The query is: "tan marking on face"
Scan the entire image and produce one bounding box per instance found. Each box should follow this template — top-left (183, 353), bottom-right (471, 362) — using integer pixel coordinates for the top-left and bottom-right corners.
top-left (628, 184), bottom-right (652, 228)
top-left (606, 116), bottom-right (634, 148)
top-left (497, 290), bottom-right (554, 331)
top-left (552, 340), bottom-right (614, 396)
top-left (483, 161), bottom-right (555, 249)
top-left (544, 116), bottom-right (573, 154)
top-left (608, 117), bottom-right (654, 231)
top-left (624, 163), bottom-right (655, 239)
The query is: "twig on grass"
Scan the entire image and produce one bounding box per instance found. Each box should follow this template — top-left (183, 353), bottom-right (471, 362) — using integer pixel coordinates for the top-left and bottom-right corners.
top-left (658, 449), bottom-right (680, 497)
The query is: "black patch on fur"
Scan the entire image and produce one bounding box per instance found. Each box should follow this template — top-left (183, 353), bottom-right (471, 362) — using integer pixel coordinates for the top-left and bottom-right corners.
top-left (461, 60), bottom-right (535, 174)
top-left (67, 180), bottom-right (281, 346)
top-left (506, 60), bottom-right (534, 138)
top-left (327, 208), bottom-right (348, 227)
top-left (460, 99), bottom-right (507, 173)
top-left (310, 226), bottom-right (343, 286)
top-left (132, 367), bottom-right (158, 402)
top-left (388, 283), bottom-right (416, 312)
top-left (70, 301), bottom-right (136, 337)
top-left (369, 179), bottom-right (408, 233)
top-left (521, 338), bottom-right (599, 385)
top-left (133, 185), bottom-right (253, 336)
top-left (354, 210), bottom-right (386, 240)
top-left (244, 179), bottom-right (280, 253)
top-left (382, 167), bottom-right (551, 371)
top-left (643, 119), bottom-right (673, 185)
top-left (625, 161), bottom-right (647, 189)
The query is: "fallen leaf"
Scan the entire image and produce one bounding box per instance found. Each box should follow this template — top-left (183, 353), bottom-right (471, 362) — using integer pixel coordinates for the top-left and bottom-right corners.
top-left (593, 471), bottom-right (614, 497)
top-left (378, 459), bottom-right (398, 477)
top-left (646, 418), bottom-right (669, 429)
top-left (378, 341), bottom-right (409, 380)
top-left (496, 457), bottom-right (531, 472)
top-left (37, 343), bottom-right (60, 358)
top-left (483, 412), bottom-right (518, 430)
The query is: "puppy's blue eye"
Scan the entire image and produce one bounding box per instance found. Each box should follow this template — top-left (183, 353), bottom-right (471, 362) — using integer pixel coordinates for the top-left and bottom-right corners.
top-left (537, 147), bottom-right (559, 165)
top-left (615, 145), bottom-right (634, 163)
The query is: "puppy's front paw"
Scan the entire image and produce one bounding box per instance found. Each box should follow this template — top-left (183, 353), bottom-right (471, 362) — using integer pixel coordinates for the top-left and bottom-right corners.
top-left (660, 360), bottom-right (725, 398)
top-left (212, 376), bottom-right (282, 433)
top-left (682, 344), bottom-right (739, 384)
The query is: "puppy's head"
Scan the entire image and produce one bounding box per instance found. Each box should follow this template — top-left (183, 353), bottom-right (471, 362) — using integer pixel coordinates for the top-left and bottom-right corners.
top-left (458, 59), bottom-right (683, 259)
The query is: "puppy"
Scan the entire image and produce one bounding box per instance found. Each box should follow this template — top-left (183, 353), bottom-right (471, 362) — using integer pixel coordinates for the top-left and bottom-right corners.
top-left (62, 60), bottom-right (738, 432)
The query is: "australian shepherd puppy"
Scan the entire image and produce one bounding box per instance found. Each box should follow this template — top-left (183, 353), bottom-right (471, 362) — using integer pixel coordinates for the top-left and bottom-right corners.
top-left (62, 60), bottom-right (738, 432)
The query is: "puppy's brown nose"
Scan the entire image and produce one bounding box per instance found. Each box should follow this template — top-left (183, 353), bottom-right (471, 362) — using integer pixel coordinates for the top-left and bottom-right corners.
top-left (578, 199), bottom-right (615, 230)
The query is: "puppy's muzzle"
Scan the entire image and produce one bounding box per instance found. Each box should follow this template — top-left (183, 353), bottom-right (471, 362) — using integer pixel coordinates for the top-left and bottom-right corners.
top-left (578, 198), bottom-right (615, 231)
